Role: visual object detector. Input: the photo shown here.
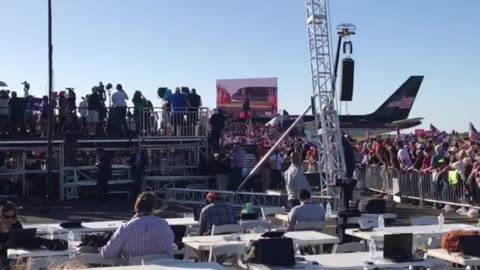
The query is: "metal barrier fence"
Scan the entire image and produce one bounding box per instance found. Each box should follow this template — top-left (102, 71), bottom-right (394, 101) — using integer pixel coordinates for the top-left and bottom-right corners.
top-left (364, 165), bottom-right (479, 208)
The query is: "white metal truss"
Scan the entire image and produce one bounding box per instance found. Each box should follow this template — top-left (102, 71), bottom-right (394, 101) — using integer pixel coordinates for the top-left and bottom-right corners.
top-left (305, 0), bottom-right (346, 194)
top-left (165, 188), bottom-right (334, 209)
top-left (165, 188), bottom-right (288, 208)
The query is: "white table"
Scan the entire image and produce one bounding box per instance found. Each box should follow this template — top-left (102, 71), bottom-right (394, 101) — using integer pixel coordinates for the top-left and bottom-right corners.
top-left (165, 217), bottom-right (198, 227)
top-left (23, 220), bottom-right (125, 235)
top-left (182, 231), bottom-right (338, 261)
top-left (93, 261), bottom-right (227, 270)
top-left (275, 212), bottom-right (397, 224)
top-left (299, 252), bottom-right (447, 270)
top-left (346, 224), bottom-right (479, 242)
top-left (428, 248), bottom-right (480, 266)
top-left (23, 217), bottom-right (198, 236)
top-left (8, 247), bottom-right (77, 259)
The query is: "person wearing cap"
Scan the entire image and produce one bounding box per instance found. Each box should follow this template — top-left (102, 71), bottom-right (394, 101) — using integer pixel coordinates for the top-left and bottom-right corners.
top-left (397, 141), bottom-right (413, 170)
top-left (409, 149), bottom-right (425, 171)
top-left (198, 192), bottom-right (237, 235)
top-left (101, 192), bottom-right (174, 260)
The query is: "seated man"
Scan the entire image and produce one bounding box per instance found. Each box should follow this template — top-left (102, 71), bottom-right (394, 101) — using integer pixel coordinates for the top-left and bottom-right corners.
top-left (198, 192), bottom-right (237, 235)
top-left (287, 190), bottom-right (325, 231)
top-left (101, 192), bottom-right (174, 259)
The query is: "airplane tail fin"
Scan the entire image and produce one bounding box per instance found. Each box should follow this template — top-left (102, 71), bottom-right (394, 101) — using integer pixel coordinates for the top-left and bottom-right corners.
top-left (371, 76), bottom-right (423, 121)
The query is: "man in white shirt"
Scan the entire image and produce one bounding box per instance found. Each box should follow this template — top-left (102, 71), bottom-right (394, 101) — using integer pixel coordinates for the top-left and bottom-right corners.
top-left (112, 84), bottom-right (129, 136)
top-left (269, 149), bottom-right (284, 189)
top-left (397, 141), bottom-right (413, 170)
top-left (285, 152), bottom-right (311, 209)
top-left (78, 96), bottom-right (88, 129)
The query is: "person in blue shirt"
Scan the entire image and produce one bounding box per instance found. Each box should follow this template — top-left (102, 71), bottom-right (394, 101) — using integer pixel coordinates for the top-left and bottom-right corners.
top-left (169, 87), bottom-right (191, 135)
top-left (169, 87), bottom-right (190, 112)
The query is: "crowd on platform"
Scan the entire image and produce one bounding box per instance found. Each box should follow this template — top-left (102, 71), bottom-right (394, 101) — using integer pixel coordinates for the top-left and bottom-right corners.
top-left (0, 83), bottom-right (203, 138)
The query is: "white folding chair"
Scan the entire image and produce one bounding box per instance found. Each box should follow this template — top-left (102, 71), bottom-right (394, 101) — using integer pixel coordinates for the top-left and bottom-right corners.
top-left (27, 257), bottom-right (70, 270)
top-left (211, 224), bottom-right (243, 235)
top-left (261, 207), bottom-right (286, 222)
top-left (240, 220), bottom-right (271, 233)
top-left (295, 221), bottom-right (325, 231)
top-left (358, 217), bottom-right (378, 228)
top-left (208, 243), bottom-right (247, 264)
top-left (410, 216), bottom-right (438, 226)
top-left (128, 254), bottom-right (173, 265)
top-left (331, 242), bottom-right (367, 253)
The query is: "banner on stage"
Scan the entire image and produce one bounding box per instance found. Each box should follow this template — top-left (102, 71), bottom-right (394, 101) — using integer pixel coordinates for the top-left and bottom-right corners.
top-left (216, 77), bottom-right (278, 119)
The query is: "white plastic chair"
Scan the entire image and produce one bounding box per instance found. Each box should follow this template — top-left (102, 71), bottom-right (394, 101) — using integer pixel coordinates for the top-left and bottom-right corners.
top-left (211, 224), bottom-right (243, 235)
top-left (295, 221), bottom-right (325, 231)
top-left (128, 254), bottom-right (173, 265)
top-left (74, 253), bottom-right (118, 266)
top-left (410, 216), bottom-right (439, 226)
top-left (261, 207), bottom-right (286, 221)
top-left (358, 217), bottom-right (378, 228)
top-left (240, 220), bottom-right (271, 232)
top-left (27, 257), bottom-right (70, 270)
top-left (332, 242), bottom-right (367, 253)
top-left (208, 243), bottom-right (247, 263)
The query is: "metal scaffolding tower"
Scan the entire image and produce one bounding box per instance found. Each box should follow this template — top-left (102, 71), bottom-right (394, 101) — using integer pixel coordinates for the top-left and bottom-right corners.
top-left (305, 0), bottom-right (346, 194)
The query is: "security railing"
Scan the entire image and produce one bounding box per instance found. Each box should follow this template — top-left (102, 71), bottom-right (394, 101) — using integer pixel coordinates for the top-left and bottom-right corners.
top-left (0, 106), bottom-right (209, 139)
top-left (364, 165), bottom-right (479, 208)
top-left (139, 107), bottom-right (209, 138)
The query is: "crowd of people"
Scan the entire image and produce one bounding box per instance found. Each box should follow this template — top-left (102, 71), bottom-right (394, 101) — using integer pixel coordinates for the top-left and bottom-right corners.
top-left (0, 83), bottom-right (203, 138)
top-left (210, 113), bottom-right (320, 195)
top-left (355, 135), bottom-right (480, 210)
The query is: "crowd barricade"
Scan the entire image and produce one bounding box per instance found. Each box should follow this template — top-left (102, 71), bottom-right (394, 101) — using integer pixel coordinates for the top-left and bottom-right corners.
top-left (364, 165), bottom-right (475, 208)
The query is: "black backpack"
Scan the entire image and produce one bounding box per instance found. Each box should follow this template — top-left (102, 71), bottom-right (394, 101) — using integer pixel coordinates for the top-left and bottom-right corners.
top-left (80, 232), bottom-right (113, 248)
top-left (358, 198), bottom-right (386, 214)
top-left (243, 237), bottom-right (295, 267)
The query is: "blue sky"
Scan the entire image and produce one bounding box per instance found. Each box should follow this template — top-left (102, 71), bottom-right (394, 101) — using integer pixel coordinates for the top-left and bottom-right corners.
top-left (1, 0), bottom-right (478, 131)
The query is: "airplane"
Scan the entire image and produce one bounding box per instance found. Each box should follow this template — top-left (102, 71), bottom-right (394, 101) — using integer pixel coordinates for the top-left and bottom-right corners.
top-left (278, 76), bottom-right (424, 138)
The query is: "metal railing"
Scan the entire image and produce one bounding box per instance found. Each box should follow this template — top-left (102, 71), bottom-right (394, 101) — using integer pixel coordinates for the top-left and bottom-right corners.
top-left (0, 106), bottom-right (209, 138)
top-left (139, 107), bottom-right (209, 137)
top-left (364, 165), bottom-right (479, 208)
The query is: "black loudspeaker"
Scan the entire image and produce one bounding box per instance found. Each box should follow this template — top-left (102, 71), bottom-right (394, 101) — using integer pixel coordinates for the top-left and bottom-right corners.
top-left (310, 96), bottom-right (317, 116)
top-left (340, 58), bottom-right (354, 101)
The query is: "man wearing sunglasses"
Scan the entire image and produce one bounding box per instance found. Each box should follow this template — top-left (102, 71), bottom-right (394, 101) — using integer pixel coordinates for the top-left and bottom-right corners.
top-left (0, 201), bottom-right (22, 243)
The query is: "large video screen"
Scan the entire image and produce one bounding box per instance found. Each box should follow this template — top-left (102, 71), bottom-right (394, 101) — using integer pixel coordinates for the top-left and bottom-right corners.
top-left (216, 77), bottom-right (278, 119)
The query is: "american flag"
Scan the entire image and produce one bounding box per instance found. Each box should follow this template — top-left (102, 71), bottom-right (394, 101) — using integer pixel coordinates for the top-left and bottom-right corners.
top-left (387, 96), bottom-right (415, 109)
top-left (434, 131), bottom-right (448, 143)
top-left (430, 124), bottom-right (441, 136)
top-left (469, 122), bottom-right (480, 142)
